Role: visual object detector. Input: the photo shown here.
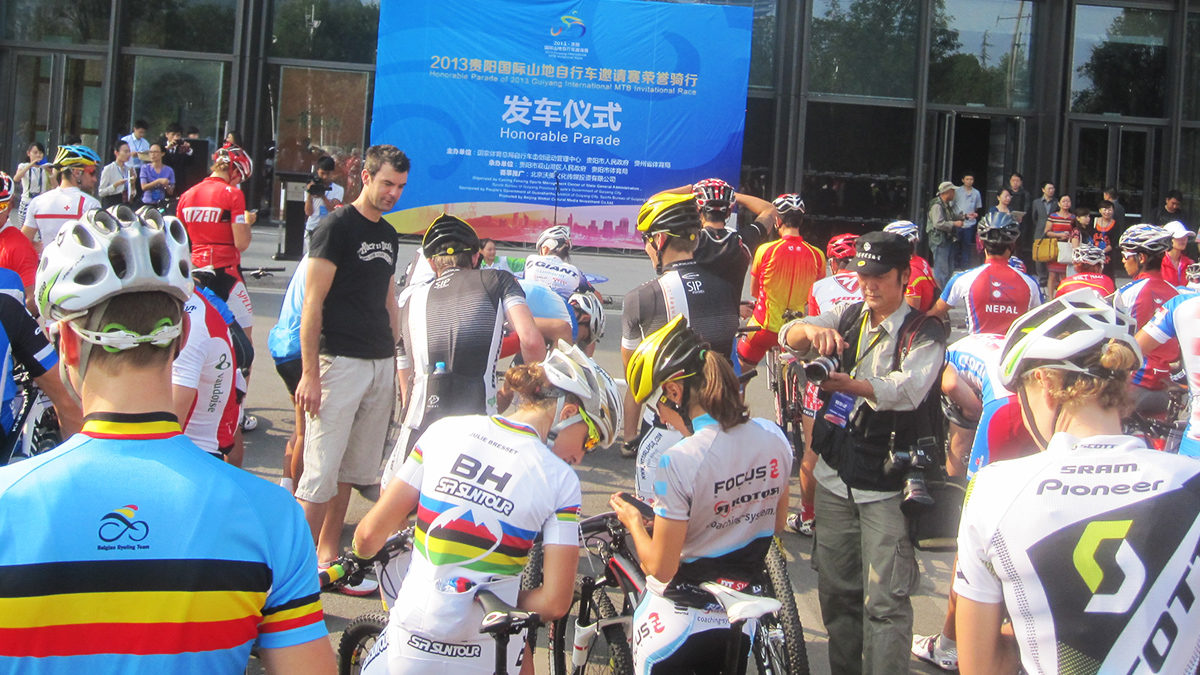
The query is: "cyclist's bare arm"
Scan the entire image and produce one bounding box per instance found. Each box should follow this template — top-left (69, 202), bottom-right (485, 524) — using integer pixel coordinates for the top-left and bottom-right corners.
top-left (941, 369), bottom-right (983, 419)
top-left (927, 298), bottom-right (953, 320)
top-left (620, 347), bottom-right (640, 441)
top-left (516, 543), bottom-right (578, 622)
top-left (773, 488), bottom-right (790, 536)
top-left (259, 637), bottom-right (336, 674)
top-left (353, 477), bottom-right (419, 559)
top-left (956, 596), bottom-right (1019, 675)
top-left (1136, 327), bottom-right (1166, 355)
top-left (172, 385), bottom-right (197, 425)
top-left (397, 364), bottom-right (412, 410)
top-left (35, 370), bottom-right (81, 437)
top-left (295, 258), bottom-right (337, 415)
top-left (533, 317), bottom-right (573, 346)
top-left (611, 494), bottom-right (687, 582)
top-left (509, 302), bottom-right (546, 365)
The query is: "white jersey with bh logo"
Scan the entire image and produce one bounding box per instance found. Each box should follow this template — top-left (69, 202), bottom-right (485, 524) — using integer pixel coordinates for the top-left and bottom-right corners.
top-left (955, 433), bottom-right (1200, 675)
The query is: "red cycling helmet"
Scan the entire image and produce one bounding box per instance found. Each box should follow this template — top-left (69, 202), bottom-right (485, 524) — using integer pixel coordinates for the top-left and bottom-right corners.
top-left (826, 233), bottom-right (859, 260)
top-left (0, 172), bottom-right (13, 205)
top-left (692, 178), bottom-right (734, 217)
top-left (213, 144), bottom-right (253, 183)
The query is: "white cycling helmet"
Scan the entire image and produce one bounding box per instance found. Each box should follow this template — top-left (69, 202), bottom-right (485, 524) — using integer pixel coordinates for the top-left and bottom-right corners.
top-left (569, 291), bottom-right (605, 345)
top-left (1119, 223), bottom-right (1172, 255)
top-left (537, 225), bottom-right (572, 257)
top-left (883, 220), bottom-right (919, 245)
top-left (999, 289), bottom-right (1141, 390)
top-left (543, 340), bottom-right (622, 450)
top-left (36, 205), bottom-right (192, 323)
top-left (1072, 244), bottom-right (1106, 267)
top-left (1187, 261), bottom-right (1200, 283)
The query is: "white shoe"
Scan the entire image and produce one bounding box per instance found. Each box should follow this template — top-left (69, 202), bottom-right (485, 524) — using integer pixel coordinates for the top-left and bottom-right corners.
top-left (242, 414), bottom-right (259, 432)
top-left (912, 633), bottom-right (958, 671)
top-left (785, 512), bottom-right (814, 537)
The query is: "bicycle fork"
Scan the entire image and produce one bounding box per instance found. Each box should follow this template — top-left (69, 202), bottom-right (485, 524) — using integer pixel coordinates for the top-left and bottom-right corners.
top-left (571, 576), bottom-right (632, 670)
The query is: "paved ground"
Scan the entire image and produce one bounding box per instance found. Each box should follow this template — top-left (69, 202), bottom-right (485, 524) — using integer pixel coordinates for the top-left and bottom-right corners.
top-left (240, 224), bottom-right (956, 673)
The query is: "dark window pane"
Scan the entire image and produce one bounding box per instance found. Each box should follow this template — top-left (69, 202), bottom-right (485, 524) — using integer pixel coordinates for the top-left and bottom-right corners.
top-left (803, 103), bottom-right (914, 242)
top-left (748, 0), bottom-right (776, 88)
top-left (271, 0), bottom-right (380, 64)
top-left (1179, 129), bottom-right (1200, 225)
top-left (273, 67), bottom-right (369, 200)
top-left (740, 98), bottom-right (774, 206)
top-left (1071, 6), bottom-right (1168, 117)
top-left (1184, 14), bottom-right (1200, 120)
top-left (928, 0), bottom-right (1033, 108)
top-left (124, 0), bottom-right (236, 53)
top-left (808, 0), bottom-right (918, 99)
top-left (116, 56), bottom-right (231, 146)
top-left (2, 0), bottom-right (111, 44)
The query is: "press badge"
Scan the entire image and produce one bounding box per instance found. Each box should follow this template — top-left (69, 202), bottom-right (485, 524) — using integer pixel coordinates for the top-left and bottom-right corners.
top-left (823, 392), bottom-right (857, 428)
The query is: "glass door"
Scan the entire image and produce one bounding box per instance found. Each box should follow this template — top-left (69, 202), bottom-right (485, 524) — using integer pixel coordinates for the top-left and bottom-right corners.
top-left (6, 52), bottom-right (104, 168)
top-left (924, 112), bottom-right (1026, 204)
top-left (1070, 123), bottom-right (1161, 219)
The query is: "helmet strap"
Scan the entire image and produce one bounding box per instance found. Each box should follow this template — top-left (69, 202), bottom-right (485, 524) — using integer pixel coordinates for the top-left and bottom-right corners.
top-left (1017, 387), bottom-right (1051, 451)
top-left (545, 393), bottom-right (571, 444)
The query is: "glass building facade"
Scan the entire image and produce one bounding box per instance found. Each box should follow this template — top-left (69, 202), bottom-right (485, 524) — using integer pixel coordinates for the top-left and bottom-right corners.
top-left (3, 0), bottom-right (1200, 234)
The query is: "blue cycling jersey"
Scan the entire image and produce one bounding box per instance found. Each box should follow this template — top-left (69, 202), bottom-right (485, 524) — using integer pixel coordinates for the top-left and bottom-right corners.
top-left (518, 279), bottom-right (578, 339)
top-left (0, 413), bottom-right (327, 672)
top-left (268, 259), bottom-right (308, 365)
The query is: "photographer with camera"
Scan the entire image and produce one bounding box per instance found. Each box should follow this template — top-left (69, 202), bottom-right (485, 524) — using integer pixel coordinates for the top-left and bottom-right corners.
top-left (780, 230), bottom-right (947, 675)
top-left (304, 156), bottom-right (344, 246)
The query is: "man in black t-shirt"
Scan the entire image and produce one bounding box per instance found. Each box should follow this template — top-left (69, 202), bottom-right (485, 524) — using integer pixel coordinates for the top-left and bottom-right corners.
top-left (619, 192), bottom-right (738, 475)
top-left (381, 213), bottom-right (543, 479)
top-left (293, 145), bottom-right (405, 588)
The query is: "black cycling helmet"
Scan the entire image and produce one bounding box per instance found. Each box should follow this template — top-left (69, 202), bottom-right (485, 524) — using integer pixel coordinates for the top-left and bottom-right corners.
top-left (625, 315), bottom-right (704, 405)
top-left (977, 211), bottom-right (1020, 245)
top-left (422, 213), bottom-right (479, 257)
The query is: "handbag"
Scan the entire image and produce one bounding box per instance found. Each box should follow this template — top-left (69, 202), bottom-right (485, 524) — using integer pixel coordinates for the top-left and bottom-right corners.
top-left (1032, 237), bottom-right (1058, 263)
top-left (1057, 241), bottom-right (1073, 265)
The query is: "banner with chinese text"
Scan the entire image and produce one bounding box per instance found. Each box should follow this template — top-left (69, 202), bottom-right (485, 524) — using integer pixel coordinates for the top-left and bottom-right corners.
top-left (371, 0), bottom-right (753, 248)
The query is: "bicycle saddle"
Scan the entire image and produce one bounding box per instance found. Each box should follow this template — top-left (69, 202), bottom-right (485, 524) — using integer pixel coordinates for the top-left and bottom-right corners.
top-left (699, 581), bottom-right (781, 623)
top-left (476, 589), bottom-right (539, 635)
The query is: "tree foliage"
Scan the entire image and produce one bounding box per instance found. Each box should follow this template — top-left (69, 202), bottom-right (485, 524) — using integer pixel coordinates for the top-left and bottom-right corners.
top-left (1071, 10), bottom-right (1167, 117)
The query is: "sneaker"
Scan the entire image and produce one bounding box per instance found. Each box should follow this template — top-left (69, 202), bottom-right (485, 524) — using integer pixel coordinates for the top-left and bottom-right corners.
top-left (619, 442), bottom-right (638, 459)
top-left (785, 512), bottom-right (814, 537)
top-left (318, 562), bottom-right (380, 597)
top-left (912, 633), bottom-right (958, 671)
top-left (242, 414), bottom-right (259, 432)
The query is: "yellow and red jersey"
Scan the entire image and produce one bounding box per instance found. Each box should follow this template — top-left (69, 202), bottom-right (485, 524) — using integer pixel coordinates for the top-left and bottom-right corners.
top-left (750, 234), bottom-right (825, 331)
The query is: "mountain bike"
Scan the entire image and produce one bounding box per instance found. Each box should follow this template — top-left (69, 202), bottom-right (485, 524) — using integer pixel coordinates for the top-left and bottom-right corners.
top-left (0, 364), bottom-right (62, 466)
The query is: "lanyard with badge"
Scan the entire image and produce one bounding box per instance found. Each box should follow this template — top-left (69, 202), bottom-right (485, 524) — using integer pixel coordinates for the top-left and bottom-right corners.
top-left (823, 310), bottom-right (884, 428)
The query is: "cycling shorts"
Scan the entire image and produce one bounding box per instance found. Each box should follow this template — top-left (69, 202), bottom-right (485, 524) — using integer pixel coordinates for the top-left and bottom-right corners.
top-left (966, 396), bottom-right (1034, 479)
top-left (735, 319), bottom-right (779, 366)
top-left (360, 621), bottom-right (524, 675)
top-left (205, 266), bottom-right (254, 329)
top-left (632, 590), bottom-right (751, 675)
top-left (275, 357), bottom-right (301, 397)
top-left (634, 413), bottom-right (683, 502)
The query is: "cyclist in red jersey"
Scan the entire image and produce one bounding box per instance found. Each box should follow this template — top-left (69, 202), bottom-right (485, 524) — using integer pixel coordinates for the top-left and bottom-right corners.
top-left (1054, 245), bottom-right (1115, 297)
top-left (736, 193), bottom-right (825, 368)
top-left (883, 220), bottom-right (938, 311)
top-left (176, 144), bottom-right (257, 335)
top-left (1115, 223), bottom-right (1181, 415)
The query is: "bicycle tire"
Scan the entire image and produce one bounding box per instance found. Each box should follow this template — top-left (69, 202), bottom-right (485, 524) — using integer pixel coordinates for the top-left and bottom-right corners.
top-left (549, 587), bottom-right (633, 675)
top-left (759, 540), bottom-right (809, 675)
top-left (337, 611), bottom-right (388, 675)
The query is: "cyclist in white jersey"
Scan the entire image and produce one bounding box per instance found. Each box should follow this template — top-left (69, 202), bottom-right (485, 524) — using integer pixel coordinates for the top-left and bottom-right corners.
top-left (22, 145), bottom-right (101, 251)
top-left (956, 289), bottom-right (1200, 675)
top-left (523, 225), bottom-right (593, 299)
top-left (172, 288), bottom-right (238, 459)
top-left (350, 344), bottom-right (620, 675)
top-left (614, 315), bottom-right (792, 674)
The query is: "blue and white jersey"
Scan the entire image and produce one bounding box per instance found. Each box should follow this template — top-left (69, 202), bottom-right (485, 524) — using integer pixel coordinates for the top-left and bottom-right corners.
top-left (944, 333), bottom-right (1010, 406)
top-left (522, 254), bottom-right (589, 299)
top-left (517, 279), bottom-right (577, 340)
top-left (1144, 292), bottom-right (1200, 454)
top-left (268, 258), bottom-right (308, 364)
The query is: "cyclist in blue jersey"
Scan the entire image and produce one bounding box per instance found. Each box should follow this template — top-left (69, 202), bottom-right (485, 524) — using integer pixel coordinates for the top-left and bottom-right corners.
top-left (351, 344), bottom-right (620, 674)
top-left (269, 257), bottom-right (309, 491)
top-left (0, 205), bottom-right (335, 673)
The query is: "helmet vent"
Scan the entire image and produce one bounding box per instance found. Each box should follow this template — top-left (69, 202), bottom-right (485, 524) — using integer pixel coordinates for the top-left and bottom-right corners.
top-left (148, 239), bottom-right (168, 276)
top-left (71, 225), bottom-right (96, 249)
top-left (108, 239), bottom-right (131, 279)
top-left (74, 264), bottom-right (107, 287)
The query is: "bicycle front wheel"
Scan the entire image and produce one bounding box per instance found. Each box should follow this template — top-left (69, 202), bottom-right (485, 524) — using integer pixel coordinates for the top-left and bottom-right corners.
top-left (549, 586), bottom-right (633, 675)
top-left (337, 611), bottom-right (388, 675)
top-left (755, 540), bottom-right (809, 675)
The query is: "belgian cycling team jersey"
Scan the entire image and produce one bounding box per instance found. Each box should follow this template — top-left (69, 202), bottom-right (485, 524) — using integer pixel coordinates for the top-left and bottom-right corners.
top-left (956, 433), bottom-right (1200, 675)
top-left (940, 258), bottom-right (1043, 334)
top-left (1117, 275), bottom-right (1180, 390)
top-left (177, 176), bottom-right (248, 271)
top-left (621, 259), bottom-right (738, 358)
top-left (25, 186), bottom-right (100, 245)
top-left (806, 271), bottom-right (862, 316)
top-left (172, 291), bottom-right (238, 456)
top-left (1055, 272), bottom-right (1116, 298)
top-left (0, 413), bottom-right (326, 672)
top-left (384, 415), bottom-right (579, 670)
top-left (0, 273), bottom-right (57, 436)
top-left (522, 254), bottom-right (590, 299)
top-left (748, 234), bottom-right (825, 331)
top-left (1143, 292), bottom-right (1200, 456)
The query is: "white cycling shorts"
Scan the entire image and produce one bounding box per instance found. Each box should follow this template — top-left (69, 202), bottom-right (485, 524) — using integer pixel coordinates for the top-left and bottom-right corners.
top-left (360, 621), bottom-right (524, 675)
top-left (631, 590), bottom-right (751, 674)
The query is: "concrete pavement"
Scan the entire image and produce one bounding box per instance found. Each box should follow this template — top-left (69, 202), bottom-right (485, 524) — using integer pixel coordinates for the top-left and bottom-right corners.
top-left (238, 224), bottom-right (955, 674)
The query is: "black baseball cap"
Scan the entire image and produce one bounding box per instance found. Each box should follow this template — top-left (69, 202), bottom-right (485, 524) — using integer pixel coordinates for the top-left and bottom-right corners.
top-left (852, 231), bottom-right (912, 275)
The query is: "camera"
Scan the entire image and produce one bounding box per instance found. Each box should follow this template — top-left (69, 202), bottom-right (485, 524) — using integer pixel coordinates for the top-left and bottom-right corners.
top-left (306, 174), bottom-right (327, 196)
top-left (802, 355), bottom-right (840, 383)
top-left (884, 436), bottom-right (937, 517)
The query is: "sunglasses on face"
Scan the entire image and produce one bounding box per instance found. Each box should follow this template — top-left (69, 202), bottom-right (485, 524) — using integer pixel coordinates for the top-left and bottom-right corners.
top-left (580, 412), bottom-right (600, 453)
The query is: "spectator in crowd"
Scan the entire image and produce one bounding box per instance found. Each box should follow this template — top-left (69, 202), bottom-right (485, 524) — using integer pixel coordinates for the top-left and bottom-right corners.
top-left (1153, 189), bottom-right (1187, 230)
top-left (12, 142), bottom-right (52, 230)
top-left (1161, 220), bottom-right (1195, 287)
top-left (98, 140), bottom-right (136, 208)
top-left (121, 119), bottom-right (151, 171)
top-left (1044, 194), bottom-right (1077, 296)
top-left (139, 143), bottom-right (175, 207)
top-left (1103, 186), bottom-right (1126, 230)
top-left (304, 156), bottom-right (344, 248)
top-left (1092, 200), bottom-right (1120, 278)
top-left (1006, 172), bottom-right (1032, 267)
top-left (926, 181), bottom-right (962, 288)
top-left (953, 171), bottom-right (982, 269)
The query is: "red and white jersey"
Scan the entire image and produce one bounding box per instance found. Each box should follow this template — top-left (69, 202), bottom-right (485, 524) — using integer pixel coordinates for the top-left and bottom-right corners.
top-left (1116, 274), bottom-right (1180, 390)
top-left (177, 176), bottom-right (247, 270)
top-left (1055, 273), bottom-right (1115, 298)
top-left (25, 187), bottom-right (100, 244)
top-left (172, 291), bottom-right (239, 454)
top-left (806, 271), bottom-right (862, 316)
top-left (940, 258), bottom-right (1043, 335)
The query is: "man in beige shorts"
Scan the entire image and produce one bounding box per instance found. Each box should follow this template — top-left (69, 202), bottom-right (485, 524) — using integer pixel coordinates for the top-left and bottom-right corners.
top-left (293, 145), bottom-right (407, 595)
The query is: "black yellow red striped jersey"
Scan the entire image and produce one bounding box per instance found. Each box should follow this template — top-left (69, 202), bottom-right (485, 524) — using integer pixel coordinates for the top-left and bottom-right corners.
top-left (0, 412), bottom-right (326, 672)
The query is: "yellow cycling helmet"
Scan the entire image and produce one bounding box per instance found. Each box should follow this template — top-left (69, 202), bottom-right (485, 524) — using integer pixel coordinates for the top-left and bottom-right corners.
top-left (636, 192), bottom-right (701, 235)
top-left (52, 144), bottom-right (101, 168)
top-left (625, 315), bottom-right (705, 405)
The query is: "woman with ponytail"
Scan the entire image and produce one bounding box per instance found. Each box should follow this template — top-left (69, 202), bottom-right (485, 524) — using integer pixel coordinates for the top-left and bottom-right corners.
top-left (955, 289), bottom-right (1200, 674)
top-left (613, 315), bottom-right (792, 674)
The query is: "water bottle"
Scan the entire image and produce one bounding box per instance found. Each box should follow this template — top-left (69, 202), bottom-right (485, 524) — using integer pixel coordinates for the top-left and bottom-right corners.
top-left (426, 361), bottom-right (448, 418)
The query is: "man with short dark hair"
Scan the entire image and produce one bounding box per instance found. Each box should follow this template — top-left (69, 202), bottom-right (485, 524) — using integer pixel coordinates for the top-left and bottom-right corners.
top-left (1006, 172), bottom-right (1033, 269)
top-left (122, 119), bottom-right (151, 171)
top-left (1153, 189), bottom-right (1187, 230)
top-left (1102, 186), bottom-right (1126, 230)
top-left (304, 156), bottom-right (344, 245)
top-left (953, 171), bottom-right (982, 269)
top-left (781, 231), bottom-right (947, 675)
top-left (294, 144), bottom-right (407, 592)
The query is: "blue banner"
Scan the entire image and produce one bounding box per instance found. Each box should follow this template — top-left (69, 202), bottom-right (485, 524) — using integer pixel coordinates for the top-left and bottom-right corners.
top-left (372, 0), bottom-right (752, 248)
